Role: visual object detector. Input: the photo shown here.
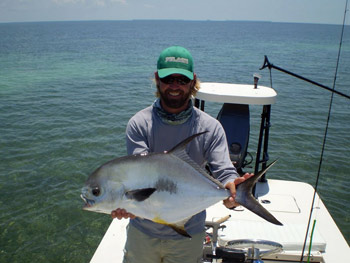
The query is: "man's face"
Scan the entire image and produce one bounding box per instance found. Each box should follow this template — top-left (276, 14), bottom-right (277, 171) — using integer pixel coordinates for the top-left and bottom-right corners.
top-left (157, 73), bottom-right (194, 114)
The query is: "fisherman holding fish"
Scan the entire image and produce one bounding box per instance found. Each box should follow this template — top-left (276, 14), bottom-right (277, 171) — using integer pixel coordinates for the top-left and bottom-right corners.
top-left (108, 46), bottom-right (252, 263)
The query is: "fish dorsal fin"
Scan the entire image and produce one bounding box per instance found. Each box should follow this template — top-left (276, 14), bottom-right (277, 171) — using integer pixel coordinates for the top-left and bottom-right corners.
top-left (167, 132), bottom-right (226, 190)
top-left (125, 188), bottom-right (156, 202)
top-left (168, 132), bottom-right (208, 153)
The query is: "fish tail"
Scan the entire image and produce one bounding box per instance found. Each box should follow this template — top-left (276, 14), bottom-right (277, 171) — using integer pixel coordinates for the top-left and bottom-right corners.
top-left (236, 159), bottom-right (283, 225)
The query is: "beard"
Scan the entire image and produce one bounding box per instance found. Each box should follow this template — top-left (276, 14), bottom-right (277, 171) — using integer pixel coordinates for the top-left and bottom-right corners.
top-left (157, 86), bottom-right (192, 110)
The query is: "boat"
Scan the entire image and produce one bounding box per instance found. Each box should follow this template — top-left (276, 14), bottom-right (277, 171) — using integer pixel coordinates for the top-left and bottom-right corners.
top-left (89, 78), bottom-right (350, 262)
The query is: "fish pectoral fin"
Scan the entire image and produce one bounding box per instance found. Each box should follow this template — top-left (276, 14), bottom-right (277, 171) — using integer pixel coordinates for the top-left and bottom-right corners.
top-left (125, 188), bottom-right (156, 202)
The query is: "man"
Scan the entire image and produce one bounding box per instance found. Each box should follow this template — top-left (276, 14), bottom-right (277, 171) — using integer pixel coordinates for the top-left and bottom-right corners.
top-left (112, 46), bottom-right (251, 263)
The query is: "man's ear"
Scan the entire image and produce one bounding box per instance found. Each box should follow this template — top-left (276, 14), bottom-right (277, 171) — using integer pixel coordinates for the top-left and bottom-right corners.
top-left (191, 73), bottom-right (197, 88)
top-left (155, 72), bottom-right (160, 85)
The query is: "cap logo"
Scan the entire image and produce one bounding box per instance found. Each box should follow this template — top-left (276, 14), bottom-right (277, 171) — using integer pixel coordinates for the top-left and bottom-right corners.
top-left (165, 57), bottom-right (189, 64)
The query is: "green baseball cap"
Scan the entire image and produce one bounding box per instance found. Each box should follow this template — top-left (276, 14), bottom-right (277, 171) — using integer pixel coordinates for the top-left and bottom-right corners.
top-left (157, 46), bottom-right (194, 80)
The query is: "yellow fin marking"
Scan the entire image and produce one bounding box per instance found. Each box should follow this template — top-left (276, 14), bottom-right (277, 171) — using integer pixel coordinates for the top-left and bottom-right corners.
top-left (152, 216), bottom-right (191, 238)
top-left (152, 216), bottom-right (169, 225)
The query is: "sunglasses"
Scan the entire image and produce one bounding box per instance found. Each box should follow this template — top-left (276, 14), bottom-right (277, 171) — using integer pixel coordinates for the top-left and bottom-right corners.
top-left (160, 75), bottom-right (192, 85)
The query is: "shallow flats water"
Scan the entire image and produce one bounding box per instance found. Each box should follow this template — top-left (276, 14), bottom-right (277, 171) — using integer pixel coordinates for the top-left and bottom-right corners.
top-left (0, 21), bottom-right (349, 262)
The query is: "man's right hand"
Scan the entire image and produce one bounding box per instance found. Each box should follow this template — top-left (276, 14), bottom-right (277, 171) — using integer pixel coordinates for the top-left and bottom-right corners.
top-left (111, 208), bottom-right (136, 220)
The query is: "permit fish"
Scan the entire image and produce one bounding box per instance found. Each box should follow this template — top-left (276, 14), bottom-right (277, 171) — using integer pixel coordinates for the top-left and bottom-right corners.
top-left (81, 132), bottom-right (282, 237)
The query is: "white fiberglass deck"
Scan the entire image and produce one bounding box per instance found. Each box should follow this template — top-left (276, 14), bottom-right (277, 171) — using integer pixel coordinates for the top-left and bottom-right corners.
top-left (206, 179), bottom-right (349, 262)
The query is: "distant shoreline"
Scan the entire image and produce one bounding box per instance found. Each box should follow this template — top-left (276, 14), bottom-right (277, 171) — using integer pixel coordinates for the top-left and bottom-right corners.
top-left (0, 19), bottom-right (346, 26)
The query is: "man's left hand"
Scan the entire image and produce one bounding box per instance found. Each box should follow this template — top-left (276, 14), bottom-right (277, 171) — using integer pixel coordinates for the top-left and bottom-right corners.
top-left (223, 173), bottom-right (253, 208)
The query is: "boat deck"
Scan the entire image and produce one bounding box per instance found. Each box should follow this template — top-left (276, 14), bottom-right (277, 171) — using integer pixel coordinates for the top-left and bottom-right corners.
top-left (206, 179), bottom-right (349, 262)
top-left (90, 179), bottom-right (349, 262)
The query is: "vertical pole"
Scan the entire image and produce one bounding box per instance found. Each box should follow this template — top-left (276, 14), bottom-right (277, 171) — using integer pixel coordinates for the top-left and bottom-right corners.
top-left (200, 100), bottom-right (205, 111)
top-left (254, 107), bottom-right (265, 172)
top-left (253, 105), bottom-right (271, 195)
top-left (194, 98), bottom-right (205, 111)
top-left (261, 105), bottom-right (271, 182)
top-left (194, 98), bottom-right (200, 108)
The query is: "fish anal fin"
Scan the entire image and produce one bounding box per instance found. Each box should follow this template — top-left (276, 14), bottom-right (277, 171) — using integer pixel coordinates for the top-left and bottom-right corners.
top-left (152, 217), bottom-right (192, 238)
top-left (169, 225), bottom-right (192, 238)
top-left (125, 188), bottom-right (156, 202)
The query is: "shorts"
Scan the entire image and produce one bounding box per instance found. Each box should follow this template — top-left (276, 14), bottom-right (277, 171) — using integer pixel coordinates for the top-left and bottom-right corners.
top-left (123, 223), bottom-right (205, 263)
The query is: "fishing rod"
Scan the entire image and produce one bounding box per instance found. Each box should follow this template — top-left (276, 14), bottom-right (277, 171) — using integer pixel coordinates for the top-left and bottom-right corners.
top-left (261, 1), bottom-right (349, 262)
top-left (299, 2), bottom-right (349, 262)
top-left (260, 56), bottom-right (350, 100)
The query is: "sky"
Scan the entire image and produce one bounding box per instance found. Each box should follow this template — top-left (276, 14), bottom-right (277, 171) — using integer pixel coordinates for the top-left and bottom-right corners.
top-left (0, 0), bottom-right (349, 25)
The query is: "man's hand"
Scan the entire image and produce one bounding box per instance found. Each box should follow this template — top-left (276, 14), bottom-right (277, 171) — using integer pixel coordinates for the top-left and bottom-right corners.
top-left (111, 208), bottom-right (136, 220)
top-left (223, 173), bottom-right (253, 208)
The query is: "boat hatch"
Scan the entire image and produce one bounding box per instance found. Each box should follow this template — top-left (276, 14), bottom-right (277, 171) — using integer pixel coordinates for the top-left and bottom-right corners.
top-left (254, 181), bottom-right (300, 213)
top-left (257, 194), bottom-right (300, 213)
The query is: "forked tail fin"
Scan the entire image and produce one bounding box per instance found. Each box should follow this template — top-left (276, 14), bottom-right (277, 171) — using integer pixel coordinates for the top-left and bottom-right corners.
top-left (235, 160), bottom-right (283, 225)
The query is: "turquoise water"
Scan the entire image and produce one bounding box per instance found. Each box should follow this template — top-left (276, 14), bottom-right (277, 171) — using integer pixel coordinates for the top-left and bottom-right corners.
top-left (0, 21), bottom-right (349, 262)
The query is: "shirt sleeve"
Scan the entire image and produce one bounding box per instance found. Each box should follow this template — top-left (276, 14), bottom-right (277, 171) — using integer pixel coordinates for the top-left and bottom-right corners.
top-left (205, 124), bottom-right (239, 186)
top-left (125, 113), bottom-right (150, 156)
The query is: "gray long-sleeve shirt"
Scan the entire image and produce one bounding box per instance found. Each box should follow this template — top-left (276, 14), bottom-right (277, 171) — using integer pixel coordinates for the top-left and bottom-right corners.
top-left (126, 102), bottom-right (238, 239)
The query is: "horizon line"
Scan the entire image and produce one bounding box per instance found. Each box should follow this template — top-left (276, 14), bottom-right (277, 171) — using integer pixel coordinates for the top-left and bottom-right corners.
top-left (0, 19), bottom-right (346, 26)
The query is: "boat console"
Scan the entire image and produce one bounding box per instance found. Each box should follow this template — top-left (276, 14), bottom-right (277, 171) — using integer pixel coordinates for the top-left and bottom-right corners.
top-left (195, 81), bottom-right (277, 180)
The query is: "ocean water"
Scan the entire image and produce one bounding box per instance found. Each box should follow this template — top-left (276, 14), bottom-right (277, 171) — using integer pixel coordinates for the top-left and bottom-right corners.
top-left (0, 21), bottom-right (349, 262)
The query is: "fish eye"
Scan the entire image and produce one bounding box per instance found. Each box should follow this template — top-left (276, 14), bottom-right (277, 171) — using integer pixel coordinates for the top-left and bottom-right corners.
top-left (92, 187), bottom-right (100, 197)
